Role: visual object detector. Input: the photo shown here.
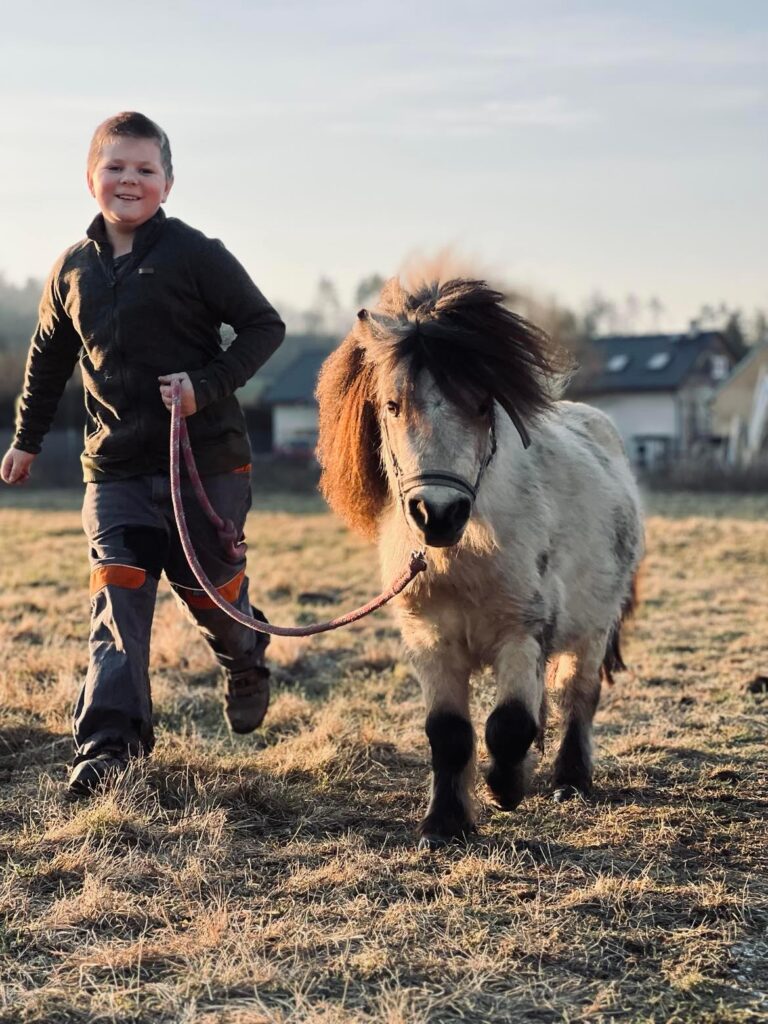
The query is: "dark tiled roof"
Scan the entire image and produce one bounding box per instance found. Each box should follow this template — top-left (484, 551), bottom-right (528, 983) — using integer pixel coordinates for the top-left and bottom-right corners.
top-left (262, 348), bottom-right (329, 404)
top-left (571, 331), bottom-right (725, 395)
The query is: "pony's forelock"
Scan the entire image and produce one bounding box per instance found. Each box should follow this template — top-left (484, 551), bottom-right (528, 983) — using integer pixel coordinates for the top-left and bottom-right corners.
top-left (360, 272), bottom-right (569, 430)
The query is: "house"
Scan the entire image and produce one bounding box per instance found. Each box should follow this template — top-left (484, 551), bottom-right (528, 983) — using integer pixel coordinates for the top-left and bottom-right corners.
top-left (569, 331), bottom-right (739, 468)
top-left (712, 341), bottom-right (768, 463)
top-left (261, 348), bottom-right (329, 454)
top-left (236, 332), bottom-right (337, 407)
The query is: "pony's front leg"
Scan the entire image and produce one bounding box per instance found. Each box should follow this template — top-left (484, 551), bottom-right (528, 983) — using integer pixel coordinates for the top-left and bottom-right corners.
top-left (486, 635), bottom-right (544, 810)
top-left (410, 644), bottom-right (475, 845)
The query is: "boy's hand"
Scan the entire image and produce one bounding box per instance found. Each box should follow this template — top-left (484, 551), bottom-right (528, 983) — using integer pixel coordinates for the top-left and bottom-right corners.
top-left (1, 447), bottom-right (36, 485)
top-left (158, 372), bottom-right (198, 417)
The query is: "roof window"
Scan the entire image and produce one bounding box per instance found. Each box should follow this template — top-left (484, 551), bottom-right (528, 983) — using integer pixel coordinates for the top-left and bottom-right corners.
top-left (647, 352), bottom-right (671, 370)
top-left (606, 354), bottom-right (629, 372)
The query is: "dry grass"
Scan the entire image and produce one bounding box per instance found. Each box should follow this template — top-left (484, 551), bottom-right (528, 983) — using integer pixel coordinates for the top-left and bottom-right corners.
top-left (1, 485), bottom-right (767, 1024)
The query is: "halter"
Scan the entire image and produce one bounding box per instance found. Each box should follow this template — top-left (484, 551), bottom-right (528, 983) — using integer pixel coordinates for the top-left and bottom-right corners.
top-left (381, 402), bottom-right (500, 514)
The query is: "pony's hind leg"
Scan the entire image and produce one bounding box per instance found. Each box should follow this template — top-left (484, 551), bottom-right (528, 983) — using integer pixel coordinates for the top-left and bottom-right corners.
top-left (485, 635), bottom-right (545, 810)
top-left (551, 634), bottom-right (605, 801)
top-left (411, 643), bottom-right (476, 846)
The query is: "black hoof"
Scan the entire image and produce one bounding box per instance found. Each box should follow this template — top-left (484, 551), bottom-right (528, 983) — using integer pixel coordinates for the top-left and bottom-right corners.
top-left (486, 765), bottom-right (526, 811)
top-left (418, 813), bottom-right (475, 848)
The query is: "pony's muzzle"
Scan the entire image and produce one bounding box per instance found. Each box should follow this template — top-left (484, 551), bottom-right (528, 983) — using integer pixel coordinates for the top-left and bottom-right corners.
top-left (407, 492), bottom-right (472, 548)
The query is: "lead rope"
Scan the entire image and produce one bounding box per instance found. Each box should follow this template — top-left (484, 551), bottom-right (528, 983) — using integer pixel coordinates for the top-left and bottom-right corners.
top-left (169, 380), bottom-right (427, 637)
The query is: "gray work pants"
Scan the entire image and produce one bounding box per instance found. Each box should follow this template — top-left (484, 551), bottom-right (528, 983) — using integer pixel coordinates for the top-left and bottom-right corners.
top-left (74, 471), bottom-right (268, 762)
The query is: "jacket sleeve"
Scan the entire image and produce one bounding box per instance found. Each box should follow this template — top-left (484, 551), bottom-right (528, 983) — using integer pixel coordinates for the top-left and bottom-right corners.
top-left (13, 259), bottom-right (82, 454)
top-left (186, 237), bottom-right (285, 409)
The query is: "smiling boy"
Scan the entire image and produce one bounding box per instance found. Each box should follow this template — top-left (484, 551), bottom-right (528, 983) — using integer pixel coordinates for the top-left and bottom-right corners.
top-left (1, 112), bottom-right (285, 794)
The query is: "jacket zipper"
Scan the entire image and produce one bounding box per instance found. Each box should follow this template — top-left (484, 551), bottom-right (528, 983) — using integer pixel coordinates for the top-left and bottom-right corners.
top-left (102, 253), bottom-right (136, 455)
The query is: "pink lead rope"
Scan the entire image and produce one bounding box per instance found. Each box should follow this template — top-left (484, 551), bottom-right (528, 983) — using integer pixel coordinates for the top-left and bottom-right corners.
top-left (169, 380), bottom-right (428, 637)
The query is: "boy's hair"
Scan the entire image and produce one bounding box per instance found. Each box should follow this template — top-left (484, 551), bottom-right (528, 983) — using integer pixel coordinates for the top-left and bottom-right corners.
top-left (88, 111), bottom-right (173, 179)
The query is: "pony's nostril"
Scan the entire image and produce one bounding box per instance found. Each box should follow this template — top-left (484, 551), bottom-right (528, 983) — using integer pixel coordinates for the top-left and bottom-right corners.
top-left (446, 497), bottom-right (472, 531)
top-left (408, 498), bottom-right (429, 531)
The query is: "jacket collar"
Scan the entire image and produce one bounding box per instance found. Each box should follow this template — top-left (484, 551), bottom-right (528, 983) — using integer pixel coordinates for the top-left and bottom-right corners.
top-left (86, 207), bottom-right (167, 259)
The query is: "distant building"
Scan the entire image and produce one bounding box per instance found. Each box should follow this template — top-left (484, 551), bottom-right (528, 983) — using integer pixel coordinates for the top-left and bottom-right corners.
top-left (260, 330), bottom-right (752, 467)
top-left (569, 331), bottom-right (739, 468)
top-left (236, 333), bottom-right (337, 408)
top-left (261, 348), bottom-right (329, 455)
top-left (712, 341), bottom-right (768, 463)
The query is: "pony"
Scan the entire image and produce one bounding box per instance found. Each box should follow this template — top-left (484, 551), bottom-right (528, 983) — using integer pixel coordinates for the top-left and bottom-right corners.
top-left (315, 268), bottom-right (643, 845)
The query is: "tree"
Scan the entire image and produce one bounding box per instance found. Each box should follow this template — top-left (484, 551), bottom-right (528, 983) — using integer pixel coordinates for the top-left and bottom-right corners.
top-left (722, 311), bottom-right (748, 361)
top-left (582, 294), bottom-right (619, 338)
top-left (0, 272), bottom-right (42, 354)
top-left (621, 294), bottom-right (641, 333)
top-left (648, 296), bottom-right (665, 332)
top-left (354, 274), bottom-right (385, 309)
top-left (301, 277), bottom-right (342, 335)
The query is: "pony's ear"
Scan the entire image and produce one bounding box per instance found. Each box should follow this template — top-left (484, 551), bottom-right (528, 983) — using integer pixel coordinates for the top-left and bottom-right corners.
top-left (315, 333), bottom-right (388, 540)
top-left (376, 277), bottom-right (405, 316)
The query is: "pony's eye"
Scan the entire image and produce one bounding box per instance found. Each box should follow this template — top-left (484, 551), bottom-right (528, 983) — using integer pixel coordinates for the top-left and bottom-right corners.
top-left (386, 400), bottom-right (400, 417)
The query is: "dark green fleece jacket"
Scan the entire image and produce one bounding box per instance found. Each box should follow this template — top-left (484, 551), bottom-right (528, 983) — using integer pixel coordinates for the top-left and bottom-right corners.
top-left (14, 209), bottom-right (285, 480)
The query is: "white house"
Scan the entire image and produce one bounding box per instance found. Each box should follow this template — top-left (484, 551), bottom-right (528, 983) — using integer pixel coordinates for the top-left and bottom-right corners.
top-left (569, 331), bottom-right (739, 468)
top-left (261, 349), bottom-right (329, 454)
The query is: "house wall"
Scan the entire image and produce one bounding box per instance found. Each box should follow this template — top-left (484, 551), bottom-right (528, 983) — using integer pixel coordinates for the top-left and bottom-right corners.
top-left (584, 392), bottom-right (677, 449)
top-left (712, 344), bottom-right (768, 435)
top-left (273, 404), bottom-right (319, 452)
top-left (582, 392), bottom-right (678, 466)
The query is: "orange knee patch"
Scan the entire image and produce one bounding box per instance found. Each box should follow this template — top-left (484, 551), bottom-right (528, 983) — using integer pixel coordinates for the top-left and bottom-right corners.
top-left (173, 569), bottom-right (245, 610)
top-left (90, 563), bottom-right (146, 596)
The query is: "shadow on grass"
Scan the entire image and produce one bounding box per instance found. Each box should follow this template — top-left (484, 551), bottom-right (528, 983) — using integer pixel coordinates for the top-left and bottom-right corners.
top-left (0, 721), bottom-right (71, 774)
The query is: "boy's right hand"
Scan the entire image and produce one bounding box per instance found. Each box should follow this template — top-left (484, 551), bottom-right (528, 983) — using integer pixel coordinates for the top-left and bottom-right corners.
top-left (1, 447), bottom-right (36, 485)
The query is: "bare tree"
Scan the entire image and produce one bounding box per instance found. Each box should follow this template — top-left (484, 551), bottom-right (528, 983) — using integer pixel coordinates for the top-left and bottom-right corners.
top-left (582, 294), bottom-right (619, 338)
top-left (354, 274), bottom-right (385, 309)
top-left (648, 296), bottom-right (665, 332)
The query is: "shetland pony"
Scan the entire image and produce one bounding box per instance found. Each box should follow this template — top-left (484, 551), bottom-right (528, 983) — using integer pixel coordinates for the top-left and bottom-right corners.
top-left (316, 272), bottom-right (643, 845)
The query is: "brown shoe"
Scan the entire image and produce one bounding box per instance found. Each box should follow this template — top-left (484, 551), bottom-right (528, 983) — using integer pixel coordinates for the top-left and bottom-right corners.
top-left (224, 665), bottom-right (270, 734)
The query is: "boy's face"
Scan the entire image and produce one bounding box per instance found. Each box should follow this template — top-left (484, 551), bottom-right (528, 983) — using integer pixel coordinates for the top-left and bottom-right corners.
top-left (87, 137), bottom-right (173, 231)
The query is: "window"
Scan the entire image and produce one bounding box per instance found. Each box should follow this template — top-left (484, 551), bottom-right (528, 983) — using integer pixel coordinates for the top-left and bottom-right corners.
top-left (711, 355), bottom-right (729, 381)
top-left (647, 352), bottom-right (671, 370)
top-left (607, 354), bottom-right (629, 372)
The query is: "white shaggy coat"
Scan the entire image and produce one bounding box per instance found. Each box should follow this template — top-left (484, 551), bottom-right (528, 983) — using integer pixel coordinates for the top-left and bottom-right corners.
top-left (316, 274), bottom-right (644, 842)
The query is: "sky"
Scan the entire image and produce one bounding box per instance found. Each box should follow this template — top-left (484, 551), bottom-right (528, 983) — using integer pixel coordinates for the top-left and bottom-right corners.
top-left (1, 0), bottom-right (766, 331)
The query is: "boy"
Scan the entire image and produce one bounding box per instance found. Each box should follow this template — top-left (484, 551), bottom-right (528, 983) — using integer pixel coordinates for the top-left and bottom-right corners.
top-left (1, 112), bottom-right (285, 795)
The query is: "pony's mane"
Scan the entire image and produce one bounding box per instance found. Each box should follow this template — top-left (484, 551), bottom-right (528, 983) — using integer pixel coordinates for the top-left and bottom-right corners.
top-left (316, 272), bottom-right (568, 538)
top-left (315, 334), bottom-right (388, 540)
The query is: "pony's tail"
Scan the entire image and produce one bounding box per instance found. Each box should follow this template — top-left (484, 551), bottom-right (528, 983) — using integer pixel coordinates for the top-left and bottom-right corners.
top-left (601, 570), bottom-right (641, 685)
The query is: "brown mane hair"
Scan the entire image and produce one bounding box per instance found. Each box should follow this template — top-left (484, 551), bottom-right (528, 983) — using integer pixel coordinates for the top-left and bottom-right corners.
top-left (316, 273), bottom-right (568, 538)
top-left (315, 333), bottom-right (388, 539)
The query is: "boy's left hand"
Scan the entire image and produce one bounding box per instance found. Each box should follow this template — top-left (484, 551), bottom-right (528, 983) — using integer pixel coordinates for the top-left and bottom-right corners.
top-left (158, 372), bottom-right (198, 417)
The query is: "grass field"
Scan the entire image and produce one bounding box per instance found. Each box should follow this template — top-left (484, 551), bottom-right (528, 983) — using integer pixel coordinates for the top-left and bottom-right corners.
top-left (1, 485), bottom-right (766, 1023)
